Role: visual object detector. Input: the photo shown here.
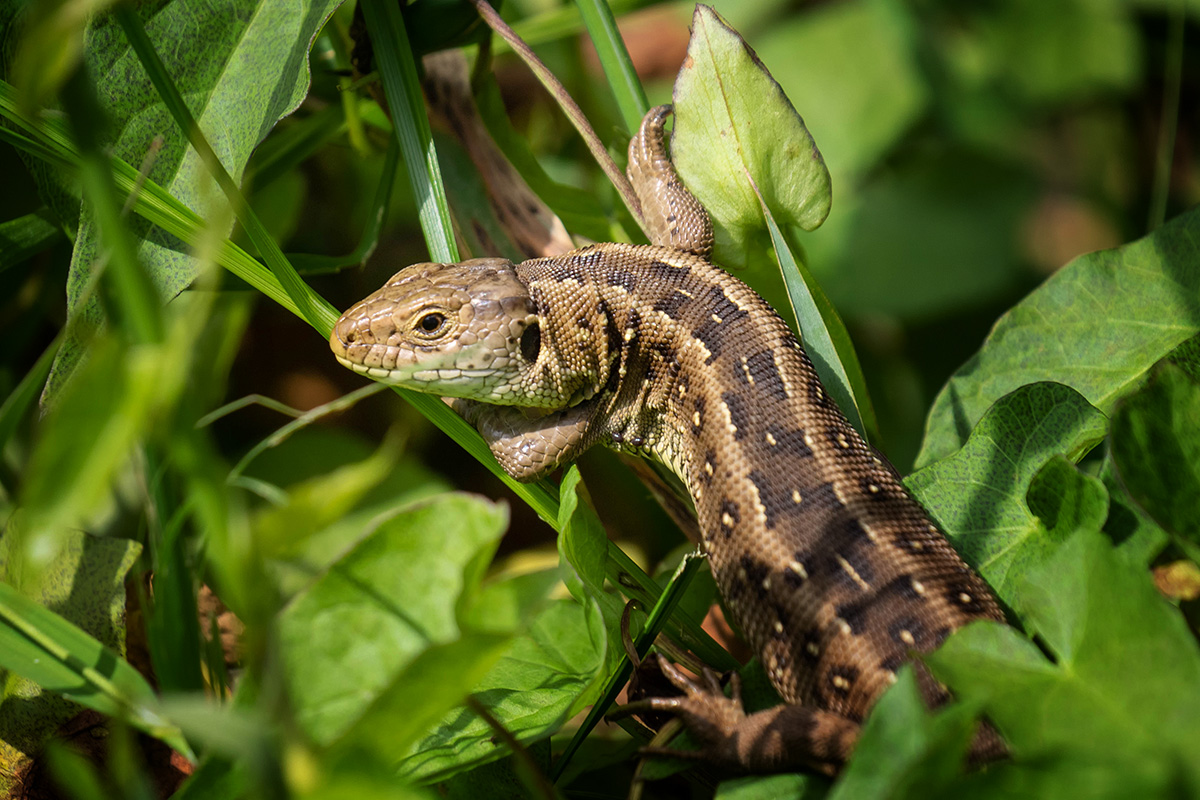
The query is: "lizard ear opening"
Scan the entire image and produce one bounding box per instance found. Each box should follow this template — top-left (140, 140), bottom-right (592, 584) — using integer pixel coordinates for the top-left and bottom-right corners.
top-left (520, 322), bottom-right (541, 363)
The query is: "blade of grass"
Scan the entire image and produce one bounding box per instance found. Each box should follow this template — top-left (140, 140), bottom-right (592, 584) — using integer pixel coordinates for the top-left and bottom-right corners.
top-left (1148, 0), bottom-right (1184, 232)
top-left (0, 581), bottom-right (194, 759)
top-left (0, 335), bottom-right (60, 453)
top-left (573, 0), bottom-right (648, 133)
top-left (358, 0), bottom-right (458, 264)
top-left (755, 187), bottom-right (878, 443)
top-left (551, 551), bottom-right (706, 781)
top-left (603, 542), bottom-right (732, 669)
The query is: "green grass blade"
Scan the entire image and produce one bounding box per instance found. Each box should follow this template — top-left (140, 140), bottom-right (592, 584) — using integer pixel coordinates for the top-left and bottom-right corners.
top-left (551, 551), bottom-right (705, 780)
top-left (0, 335), bottom-right (60, 452)
top-left (761, 196), bottom-right (877, 442)
top-left (573, 0), bottom-right (648, 133)
top-left (358, 0), bottom-right (458, 264)
top-left (0, 581), bottom-right (193, 759)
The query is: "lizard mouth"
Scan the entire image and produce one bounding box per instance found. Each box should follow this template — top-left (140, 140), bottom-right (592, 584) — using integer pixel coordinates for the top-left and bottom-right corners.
top-left (334, 356), bottom-right (497, 387)
top-left (335, 356), bottom-right (401, 381)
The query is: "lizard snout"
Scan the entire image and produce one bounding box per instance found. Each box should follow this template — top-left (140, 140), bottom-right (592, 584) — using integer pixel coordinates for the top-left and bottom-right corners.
top-left (329, 308), bottom-right (375, 363)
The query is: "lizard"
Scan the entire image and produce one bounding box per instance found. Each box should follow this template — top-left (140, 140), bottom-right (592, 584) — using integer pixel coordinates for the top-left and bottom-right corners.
top-left (329, 104), bottom-right (1006, 776)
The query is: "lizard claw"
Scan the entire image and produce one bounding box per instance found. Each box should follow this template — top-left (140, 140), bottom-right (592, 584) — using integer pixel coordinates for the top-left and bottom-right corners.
top-left (614, 654), bottom-right (856, 775)
top-left (616, 654), bottom-right (750, 757)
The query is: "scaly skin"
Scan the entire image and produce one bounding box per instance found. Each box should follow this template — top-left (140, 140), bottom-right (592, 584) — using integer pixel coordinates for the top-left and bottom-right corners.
top-left (330, 105), bottom-right (1005, 775)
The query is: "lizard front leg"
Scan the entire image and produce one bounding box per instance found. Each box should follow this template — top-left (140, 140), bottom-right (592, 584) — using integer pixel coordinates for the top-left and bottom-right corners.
top-left (451, 398), bottom-right (598, 481)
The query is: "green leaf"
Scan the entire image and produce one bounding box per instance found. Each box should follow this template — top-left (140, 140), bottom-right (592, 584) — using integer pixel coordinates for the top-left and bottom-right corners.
top-left (1109, 362), bottom-right (1200, 557)
top-left (917, 206), bottom-right (1200, 467)
top-left (574, 0), bottom-right (648, 133)
top-left (829, 668), bottom-right (977, 800)
top-left (331, 633), bottom-right (513, 764)
top-left (398, 598), bottom-right (607, 782)
top-left (47, 0), bottom-right (342, 398)
top-left (906, 382), bottom-right (1108, 600)
top-left (672, 4), bottom-right (831, 272)
top-left (278, 493), bottom-right (508, 745)
top-left (928, 530), bottom-right (1200, 793)
top-left (242, 426), bottom-right (450, 599)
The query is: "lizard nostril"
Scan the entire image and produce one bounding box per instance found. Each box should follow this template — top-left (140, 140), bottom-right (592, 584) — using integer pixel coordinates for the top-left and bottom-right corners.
top-left (331, 314), bottom-right (368, 358)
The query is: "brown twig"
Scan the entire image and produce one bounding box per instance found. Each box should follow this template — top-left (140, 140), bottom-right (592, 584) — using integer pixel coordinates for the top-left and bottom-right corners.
top-left (466, 0), bottom-right (645, 228)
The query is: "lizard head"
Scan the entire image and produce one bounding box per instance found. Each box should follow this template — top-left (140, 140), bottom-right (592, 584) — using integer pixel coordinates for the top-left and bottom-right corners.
top-left (330, 258), bottom-right (546, 404)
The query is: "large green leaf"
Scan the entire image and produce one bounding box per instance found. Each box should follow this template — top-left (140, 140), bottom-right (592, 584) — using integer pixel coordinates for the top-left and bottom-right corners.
top-left (907, 382), bottom-right (1108, 600)
top-left (398, 597), bottom-right (607, 782)
top-left (279, 493), bottom-right (509, 745)
top-left (828, 668), bottom-right (977, 800)
top-left (916, 206), bottom-right (1200, 467)
top-left (47, 0), bottom-right (341, 399)
top-left (331, 633), bottom-right (513, 768)
top-left (928, 530), bottom-right (1200, 796)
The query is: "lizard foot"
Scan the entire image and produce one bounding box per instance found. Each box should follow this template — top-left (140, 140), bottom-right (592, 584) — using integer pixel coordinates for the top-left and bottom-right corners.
top-left (616, 654), bottom-right (858, 776)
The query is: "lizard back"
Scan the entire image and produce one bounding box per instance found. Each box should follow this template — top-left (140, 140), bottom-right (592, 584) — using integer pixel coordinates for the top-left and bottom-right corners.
top-left (515, 243), bottom-right (1005, 722)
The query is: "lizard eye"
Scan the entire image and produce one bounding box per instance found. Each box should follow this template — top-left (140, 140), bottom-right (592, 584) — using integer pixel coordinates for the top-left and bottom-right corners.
top-left (414, 312), bottom-right (448, 337)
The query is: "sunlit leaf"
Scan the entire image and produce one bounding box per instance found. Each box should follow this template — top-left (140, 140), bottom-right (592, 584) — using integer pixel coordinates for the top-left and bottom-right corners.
top-left (918, 207), bottom-right (1200, 467)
